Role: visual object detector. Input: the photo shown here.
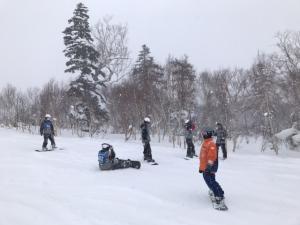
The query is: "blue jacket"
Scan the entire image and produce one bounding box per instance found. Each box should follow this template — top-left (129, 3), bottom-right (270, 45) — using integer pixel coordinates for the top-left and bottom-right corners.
top-left (40, 119), bottom-right (54, 136)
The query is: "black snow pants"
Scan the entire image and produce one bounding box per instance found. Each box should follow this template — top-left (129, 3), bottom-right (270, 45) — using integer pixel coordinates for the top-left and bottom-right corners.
top-left (99, 158), bottom-right (132, 170)
top-left (143, 142), bottom-right (152, 160)
top-left (43, 134), bottom-right (55, 148)
top-left (217, 143), bottom-right (227, 159)
top-left (186, 138), bottom-right (195, 157)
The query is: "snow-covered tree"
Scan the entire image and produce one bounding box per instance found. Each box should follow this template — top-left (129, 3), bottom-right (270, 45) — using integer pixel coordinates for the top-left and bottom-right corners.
top-left (246, 54), bottom-right (280, 154)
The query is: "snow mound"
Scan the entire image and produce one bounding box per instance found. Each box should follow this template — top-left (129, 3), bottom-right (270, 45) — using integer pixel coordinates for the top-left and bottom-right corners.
top-left (275, 127), bottom-right (298, 140)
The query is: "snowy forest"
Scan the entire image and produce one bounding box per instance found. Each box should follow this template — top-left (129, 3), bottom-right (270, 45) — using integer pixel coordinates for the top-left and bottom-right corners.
top-left (0, 3), bottom-right (299, 152)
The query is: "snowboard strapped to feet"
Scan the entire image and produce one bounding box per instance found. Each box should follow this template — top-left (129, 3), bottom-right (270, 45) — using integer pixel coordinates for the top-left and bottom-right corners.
top-left (208, 190), bottom-right (228, 211)
top-left (184, 154), bottom-right (198, 160)
top-left (144, 158), bottom-right (158, 165)
top-left (35, 147), bottom-right (64, 152)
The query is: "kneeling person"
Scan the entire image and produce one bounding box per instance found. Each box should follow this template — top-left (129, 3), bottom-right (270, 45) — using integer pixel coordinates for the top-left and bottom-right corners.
top-left (98, 143), bottom-right (141, 170)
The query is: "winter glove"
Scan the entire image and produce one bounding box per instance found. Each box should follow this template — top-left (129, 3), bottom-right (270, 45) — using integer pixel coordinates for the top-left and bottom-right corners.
top-left (40, 133), bottom-right (43, 136)
top-left (199, 169), bottom-right (203, 173)
top-left (205, 164), bottom-right (213, 173)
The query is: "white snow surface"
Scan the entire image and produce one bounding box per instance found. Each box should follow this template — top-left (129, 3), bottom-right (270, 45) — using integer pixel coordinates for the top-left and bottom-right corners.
top-left (1, 128), bottom-right (300, 225)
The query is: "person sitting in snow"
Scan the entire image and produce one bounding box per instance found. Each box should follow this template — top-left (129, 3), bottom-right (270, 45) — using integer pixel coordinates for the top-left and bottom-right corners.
top-left (98, 143), bottom-right (141, 170)
top-left (40, 114), bottom-right (56, 150)
top-left (140, 117), bottom-right (154, 162)
top-left (199, 127), bottom-right (227, 210)
top-left (184, 119), bottom-right (197, 158)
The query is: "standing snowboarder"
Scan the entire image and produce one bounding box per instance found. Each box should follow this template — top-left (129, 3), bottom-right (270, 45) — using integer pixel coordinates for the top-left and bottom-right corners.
top-left (140, 117), bottom-right (154, 162)
top-left (199, 127), bottom-right (227, 210)
top-left (184, 119), bottom-right (196, 158)
top-left (214, 122), bottom-right (228, 160)
top-left (98, 143), bottom-right (141, 170)
top-left (40, 114), bottom-right (56, 150)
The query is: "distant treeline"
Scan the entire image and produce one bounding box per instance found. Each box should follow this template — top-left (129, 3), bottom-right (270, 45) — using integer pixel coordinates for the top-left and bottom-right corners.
top-left (0, 3), bottom-right (299, 153)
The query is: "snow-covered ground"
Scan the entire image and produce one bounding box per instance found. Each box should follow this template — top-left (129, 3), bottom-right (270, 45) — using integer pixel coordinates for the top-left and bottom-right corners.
top-left (0, 128), bottom-right (300, 225)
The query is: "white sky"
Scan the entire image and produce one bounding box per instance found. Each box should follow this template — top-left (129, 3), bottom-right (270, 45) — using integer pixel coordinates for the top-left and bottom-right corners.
top-left (0, 0), bottom-right (299, 89)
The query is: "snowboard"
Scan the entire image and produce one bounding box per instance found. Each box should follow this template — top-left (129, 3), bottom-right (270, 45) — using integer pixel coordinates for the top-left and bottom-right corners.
top-left (144, 159), bottom-right (158, 165)
top-left (209, 191), bottom-right (228, 211)
top-left (184, 155), bottom-right (198, 160)
top-left (35, 147), bottom-right (64, 152)
top-left (184, 156), bottom-right (193, 160)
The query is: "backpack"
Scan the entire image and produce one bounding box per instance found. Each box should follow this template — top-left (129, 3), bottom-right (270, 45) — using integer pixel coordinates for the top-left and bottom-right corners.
top-left (98, 149), bottom-right (109, 165)
top-left (43, 122), bottom-right (52, 135)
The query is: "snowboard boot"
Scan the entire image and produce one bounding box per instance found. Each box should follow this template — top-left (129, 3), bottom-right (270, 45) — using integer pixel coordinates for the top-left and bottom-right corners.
top-left (147, 158), bottom-right (155, 163)
top-left (42, 147), bottom-right (47, 151)
top-left (121, 160), bottom-right (132, 168)
top-left (51, 144), bottom-right (56, 150)
top-left (209, 190), bottom-right (216, 203)
top-left (124, 159), bottom-right (141, 169)
top-left (214, 197), bottom-right (228, 211)
top-left (129, 160), bottom-right (141, 169)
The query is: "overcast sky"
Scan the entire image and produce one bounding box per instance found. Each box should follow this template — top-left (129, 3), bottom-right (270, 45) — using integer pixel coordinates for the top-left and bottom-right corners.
top-left (0, 0), bottom-right (299, 89)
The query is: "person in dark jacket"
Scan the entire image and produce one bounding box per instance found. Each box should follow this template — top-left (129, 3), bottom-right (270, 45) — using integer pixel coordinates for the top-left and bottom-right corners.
top-left (98, 143), bottom-right (141, 170)
top-left (40, 114), bottom-right (56, 150)
top-left (184, 119), bottom-right (196, 158)
top-left (140, 117), bottom-right (154, 162)
top-left (214, 122), bottom-right (228, 160)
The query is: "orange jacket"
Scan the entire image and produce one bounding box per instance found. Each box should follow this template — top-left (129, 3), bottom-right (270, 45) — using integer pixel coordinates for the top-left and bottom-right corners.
top-left (199, 138), bottom-right (218, 172)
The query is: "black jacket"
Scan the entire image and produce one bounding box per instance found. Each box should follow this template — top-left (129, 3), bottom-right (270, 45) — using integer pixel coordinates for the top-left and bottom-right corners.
top-left (141, 122), bottom-right (151, 143)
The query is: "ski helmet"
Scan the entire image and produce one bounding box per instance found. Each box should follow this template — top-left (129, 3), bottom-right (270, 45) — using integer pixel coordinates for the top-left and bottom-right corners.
top-left (102, 143), bottom-right (112, 151)
top-left (185, 119), bottom-right (190, 124)
top-left (45, 114), bottom-right (51, 119)
top-left (201, 127), bottom-right (214, 139)
top-left (144, 117), bottom-right (150, 123)
top-left (216, 122), bottom-right (223, 128)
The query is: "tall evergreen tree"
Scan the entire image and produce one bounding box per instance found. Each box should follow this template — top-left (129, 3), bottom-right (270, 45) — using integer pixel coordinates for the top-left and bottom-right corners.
top-left (63, 2), bottom-right (98, 75)
top-left (168, 56), bottom-right (196, 114)
top-left (63, 3), bottom-right (107, 135)
top-left (131, 45), bottom-right (164, 117)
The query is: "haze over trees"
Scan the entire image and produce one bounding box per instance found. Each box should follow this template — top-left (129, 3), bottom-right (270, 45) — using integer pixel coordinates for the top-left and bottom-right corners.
top-left (0, 3), bottom-right (299, 153)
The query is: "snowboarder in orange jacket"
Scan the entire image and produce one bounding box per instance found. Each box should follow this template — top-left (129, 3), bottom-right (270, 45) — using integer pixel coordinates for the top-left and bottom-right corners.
top-left (199, 127), bottom-right (226, 210)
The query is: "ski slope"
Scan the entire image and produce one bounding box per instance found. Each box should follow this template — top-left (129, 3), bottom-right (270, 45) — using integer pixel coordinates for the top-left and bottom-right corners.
top-left (0, 128), bottom-right (300, 225)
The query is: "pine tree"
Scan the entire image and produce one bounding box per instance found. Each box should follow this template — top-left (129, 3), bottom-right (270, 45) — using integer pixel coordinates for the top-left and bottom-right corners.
top-left (62, 3), bottom-right (107, 135)
top-left (131, 45), bottom-right (164, 117)
top-left (168, 55), bottom-right (196, 114)
top-left (63, 3), bottom-right (98, 75)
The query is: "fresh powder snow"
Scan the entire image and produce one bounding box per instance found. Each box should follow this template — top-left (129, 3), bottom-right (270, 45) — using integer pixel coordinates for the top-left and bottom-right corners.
top-left (0, 128), bottom-right (300, 225)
